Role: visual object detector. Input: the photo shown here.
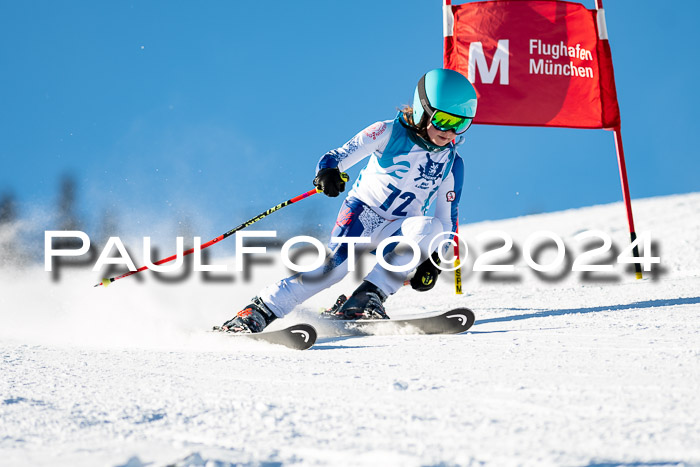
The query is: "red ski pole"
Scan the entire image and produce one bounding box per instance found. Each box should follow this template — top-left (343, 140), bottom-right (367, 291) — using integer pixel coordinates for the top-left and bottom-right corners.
top-left (94, 174), bottom-right (349, 288)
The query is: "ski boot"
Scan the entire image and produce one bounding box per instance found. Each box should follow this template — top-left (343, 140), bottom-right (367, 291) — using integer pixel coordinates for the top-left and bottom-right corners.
top-left (325, 281), bottom-right (389, 320)
top-left (220, 297), bottom-right (277, 333)
top-left (323, 294), bottom-right (348, 316)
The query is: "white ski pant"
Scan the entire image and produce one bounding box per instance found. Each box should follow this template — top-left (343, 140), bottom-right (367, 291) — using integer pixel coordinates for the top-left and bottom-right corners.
top-left (260, 199), bottom-right (446, 317)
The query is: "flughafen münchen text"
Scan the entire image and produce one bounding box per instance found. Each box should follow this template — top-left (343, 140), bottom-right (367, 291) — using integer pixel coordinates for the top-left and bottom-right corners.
top-left (529, 39), bottom-right (595, 78)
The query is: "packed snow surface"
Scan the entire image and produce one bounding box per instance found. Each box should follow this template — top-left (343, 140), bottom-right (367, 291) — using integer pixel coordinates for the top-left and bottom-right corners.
top-left (1, 193), bottom-right (699, 466)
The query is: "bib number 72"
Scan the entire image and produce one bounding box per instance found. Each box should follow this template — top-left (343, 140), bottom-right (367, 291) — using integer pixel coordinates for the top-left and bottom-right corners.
top-left (379, 183), bottom-right (416, 216)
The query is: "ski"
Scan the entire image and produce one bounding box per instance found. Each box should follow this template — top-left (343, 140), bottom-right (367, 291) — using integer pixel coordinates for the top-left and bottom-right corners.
top-left (212, 323), bottom-right (317, 350)
top-left (328, 308), bottom-right (475, 336)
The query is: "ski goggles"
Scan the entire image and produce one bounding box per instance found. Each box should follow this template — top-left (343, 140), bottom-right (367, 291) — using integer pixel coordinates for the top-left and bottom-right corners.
top-left (430, 110), bottom-right (473, 134)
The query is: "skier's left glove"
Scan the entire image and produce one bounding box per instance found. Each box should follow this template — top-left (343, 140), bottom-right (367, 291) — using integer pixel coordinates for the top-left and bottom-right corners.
top-left (313, 168), bottom-right (346, 197)
top-left (410, 251), bottom-right (442, 292)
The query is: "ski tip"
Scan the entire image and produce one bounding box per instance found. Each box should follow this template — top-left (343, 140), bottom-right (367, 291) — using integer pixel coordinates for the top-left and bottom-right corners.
top-left (287, 323), bottom-right (318, 350)
top-left (212, 323), bottom-right (318, 350)
top-left (444, 307), bottom-right (476, 333)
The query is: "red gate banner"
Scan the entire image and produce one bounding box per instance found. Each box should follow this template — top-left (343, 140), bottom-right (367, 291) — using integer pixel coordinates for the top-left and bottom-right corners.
top-left (444, 0), bottom-right (620, 129)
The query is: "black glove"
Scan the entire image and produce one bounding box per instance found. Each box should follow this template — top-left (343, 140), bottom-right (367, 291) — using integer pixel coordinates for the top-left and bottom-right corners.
top-left (410, 251), bottom-right (442, 292)
top-left (313, 168), bottom-right (346, 197)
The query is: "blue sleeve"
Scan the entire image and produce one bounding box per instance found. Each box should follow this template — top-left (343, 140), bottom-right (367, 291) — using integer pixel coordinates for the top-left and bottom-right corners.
top-left (433, 152), bottom-right (464, 235)
top-left (315, 121), bottom-right (392, 174)
top-left (449, 155), bottom-right (464, 233)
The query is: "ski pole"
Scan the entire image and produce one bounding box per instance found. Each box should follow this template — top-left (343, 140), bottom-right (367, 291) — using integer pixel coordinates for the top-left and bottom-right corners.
top-left (94, 173), bottom-right (349, 288)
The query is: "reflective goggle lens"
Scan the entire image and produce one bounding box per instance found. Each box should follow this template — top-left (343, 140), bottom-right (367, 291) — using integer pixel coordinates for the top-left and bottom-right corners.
top-left (431, 110), bottom-right (473, 134)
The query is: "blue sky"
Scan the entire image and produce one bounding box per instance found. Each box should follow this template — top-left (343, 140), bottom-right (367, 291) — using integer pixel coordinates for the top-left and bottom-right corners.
top-left (1, 0), bottom-right (697, 247)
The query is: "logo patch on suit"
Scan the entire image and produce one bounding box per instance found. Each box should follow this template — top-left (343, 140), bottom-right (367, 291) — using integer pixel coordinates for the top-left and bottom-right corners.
top-left (364, 122), bottom-right (387, 141)
top-left (414, 153), bottom-right (445, 189)
top-left (336, 206), bottom-right (355, 226)
top-left (446, 191), bottom-right (456, 202)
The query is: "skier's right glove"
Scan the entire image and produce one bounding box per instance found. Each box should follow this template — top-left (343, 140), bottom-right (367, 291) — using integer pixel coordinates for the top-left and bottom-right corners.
top-left (410, 251), bottom-right (442, 292)
top-left (313, 168), bottom-right (346, 197)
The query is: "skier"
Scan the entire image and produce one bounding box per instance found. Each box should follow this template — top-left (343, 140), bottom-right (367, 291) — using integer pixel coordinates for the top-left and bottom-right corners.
top-left (221, 68), bottom-right (477, 333)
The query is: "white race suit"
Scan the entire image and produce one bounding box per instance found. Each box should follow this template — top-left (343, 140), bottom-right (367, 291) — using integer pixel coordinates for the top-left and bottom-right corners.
top-left (260, 113), bottom-right (464, 317)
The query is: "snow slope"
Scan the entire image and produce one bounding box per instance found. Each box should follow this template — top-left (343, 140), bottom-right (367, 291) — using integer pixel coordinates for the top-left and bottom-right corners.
top-left (1, 193), bottom-right (699, 466)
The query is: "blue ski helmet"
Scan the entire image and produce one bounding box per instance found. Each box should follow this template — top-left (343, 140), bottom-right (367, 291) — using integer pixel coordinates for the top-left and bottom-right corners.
top-left (412, 68), bottom-right (477, 133)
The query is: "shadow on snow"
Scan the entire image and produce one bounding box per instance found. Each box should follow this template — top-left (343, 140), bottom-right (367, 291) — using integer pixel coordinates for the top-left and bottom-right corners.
top-left (475, 296), bottom-right (700, 326)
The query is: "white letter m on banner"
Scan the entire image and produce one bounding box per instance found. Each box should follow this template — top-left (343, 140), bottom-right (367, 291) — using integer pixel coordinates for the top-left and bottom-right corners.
top-left (468, 40), bottom-right (509, 85)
